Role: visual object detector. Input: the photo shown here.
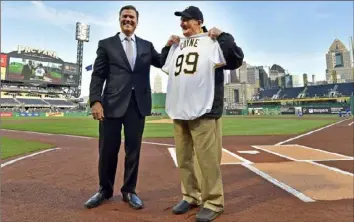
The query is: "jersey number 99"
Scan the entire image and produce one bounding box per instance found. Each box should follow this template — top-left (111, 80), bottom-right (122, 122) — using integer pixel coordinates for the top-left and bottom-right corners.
top-left (175, 52), bottom-right (199, 76)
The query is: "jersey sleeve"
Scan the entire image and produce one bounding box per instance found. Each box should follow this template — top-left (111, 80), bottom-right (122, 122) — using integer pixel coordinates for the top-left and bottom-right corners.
top-left (162, 44), bottom-right (178, 75)
top-left (209, 40), bottom-right (226, 69)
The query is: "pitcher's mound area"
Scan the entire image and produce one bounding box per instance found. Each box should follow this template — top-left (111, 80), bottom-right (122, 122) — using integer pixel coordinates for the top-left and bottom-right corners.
top-left (146, 119), bottom-right (173, 124)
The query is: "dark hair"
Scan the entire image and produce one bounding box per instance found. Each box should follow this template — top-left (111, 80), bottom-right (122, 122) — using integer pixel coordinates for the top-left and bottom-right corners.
top-left (119, 5), bottom-right (139, 20)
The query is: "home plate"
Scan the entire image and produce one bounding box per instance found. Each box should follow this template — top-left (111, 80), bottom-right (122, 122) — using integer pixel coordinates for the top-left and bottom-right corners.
top-left (238, 150), bottom-right (260, 154)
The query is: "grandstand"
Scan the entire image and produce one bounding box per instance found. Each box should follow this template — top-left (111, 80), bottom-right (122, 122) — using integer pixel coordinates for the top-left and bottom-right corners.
top-left (248, 82), bottom-right (353, 115)
top-left (0, 84), bottom-right (81, 112)
top-left (251, 82), bottom-right (354, 101)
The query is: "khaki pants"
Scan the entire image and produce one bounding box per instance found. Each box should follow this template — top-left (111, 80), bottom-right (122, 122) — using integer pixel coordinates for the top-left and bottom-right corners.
top-left (173, 117), bottom-right (224, 212)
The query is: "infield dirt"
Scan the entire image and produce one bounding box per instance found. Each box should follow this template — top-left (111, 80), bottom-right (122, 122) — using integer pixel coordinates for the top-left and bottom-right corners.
top-left (1, 118), bottom-right (353, 222)
top-left (146, 119), bottom-right (173, 124)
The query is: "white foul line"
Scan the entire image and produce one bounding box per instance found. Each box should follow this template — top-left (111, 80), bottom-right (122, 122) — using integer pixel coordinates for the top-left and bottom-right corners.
top-left (168, 148), bottom-right (178, 167)
top-left (1, 148), bottom-right (60, 168)
top-left (252, 145), bottom-right (354, 177)
top-left (275, 118), bottom-right (349, 145)
top-left (222, 148), bottom-right (253, 164)
top-left (142, 141), bottom-right (174, 146)
top-left (348, 121), bottom-right (354, 126)
top-left (1, 129), bottom-right (94, 139)
top-left (241, 163), bottom-right (315, 203)
top-left (302, 160), bottom-right (354, 177)
top-left (252, 145), bottom-right (297, 161)
top-left (238, 150), bottom-right (260, 154)
top-left (165, 143), bottom-right (314, 203)
top-left (294, 144), bottom-right (354, 160)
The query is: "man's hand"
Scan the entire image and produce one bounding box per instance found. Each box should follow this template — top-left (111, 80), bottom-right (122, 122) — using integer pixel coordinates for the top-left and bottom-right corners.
top-left (91, 102), bottom-right (104, 121)
top-left (208, 27), bottom-right (223, 40)
top-left (166, 35), bottom-right (180, 46)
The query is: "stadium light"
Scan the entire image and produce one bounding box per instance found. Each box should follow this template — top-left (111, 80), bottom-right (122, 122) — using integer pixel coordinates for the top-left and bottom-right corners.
top-left (74, 22), bottom-right (90, 98)
top-left (75, 22), bottom-right (90, 42)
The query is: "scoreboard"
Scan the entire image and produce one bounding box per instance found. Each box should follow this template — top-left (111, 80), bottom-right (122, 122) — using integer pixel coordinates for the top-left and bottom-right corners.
top-left (1, 45), bottom-right (80, 86)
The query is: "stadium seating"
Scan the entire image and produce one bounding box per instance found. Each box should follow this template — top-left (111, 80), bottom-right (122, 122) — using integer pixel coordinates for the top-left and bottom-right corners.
top-left (305, 84), bottom-right (336, 98)
top-left (44, 99), bottom-right (75, 106)
top-left (258, 88), bottom-right (279, 99)
top-left (16, 98), bottom-right (49, 106)
top-left (336, 83), bottom-right (354, 96)
top-left (0, 98), bottom-right (20, 105)
top-left (279, 87), bottom-right (304, 99)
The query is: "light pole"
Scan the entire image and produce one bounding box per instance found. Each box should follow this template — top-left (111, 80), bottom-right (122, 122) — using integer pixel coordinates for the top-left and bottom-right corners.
top-left (74, 22), bottom-right (90, 98)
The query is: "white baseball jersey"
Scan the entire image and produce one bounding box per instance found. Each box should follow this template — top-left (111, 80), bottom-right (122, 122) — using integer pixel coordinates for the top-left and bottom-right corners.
top-left (162, 33), bottom-right (226, 120)
top-left (35, 68), bottom-right (45, 77)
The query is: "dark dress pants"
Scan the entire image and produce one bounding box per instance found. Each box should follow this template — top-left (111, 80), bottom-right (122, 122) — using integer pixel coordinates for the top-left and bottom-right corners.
top-left (98, 91), bottom-right (145, 197)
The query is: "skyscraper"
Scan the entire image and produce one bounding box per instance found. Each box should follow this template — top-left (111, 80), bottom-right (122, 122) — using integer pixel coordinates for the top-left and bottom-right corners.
top-left (325, 38), bottom-right (353, 83)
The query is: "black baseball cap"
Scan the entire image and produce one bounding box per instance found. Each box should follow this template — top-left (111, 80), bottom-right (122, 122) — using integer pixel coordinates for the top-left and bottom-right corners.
top-left (174, 6), bottom-right (204, 23)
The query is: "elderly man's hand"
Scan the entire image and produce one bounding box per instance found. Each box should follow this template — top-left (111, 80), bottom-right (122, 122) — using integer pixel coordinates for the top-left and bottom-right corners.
top-left (208, 27), bottom-right (223, 39)
top-left (166, 35), bottom-right (180, 46)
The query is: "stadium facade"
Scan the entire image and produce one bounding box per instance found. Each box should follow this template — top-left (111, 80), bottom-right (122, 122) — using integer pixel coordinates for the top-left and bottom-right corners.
top-left (1, 45), bottom-right (84, 117)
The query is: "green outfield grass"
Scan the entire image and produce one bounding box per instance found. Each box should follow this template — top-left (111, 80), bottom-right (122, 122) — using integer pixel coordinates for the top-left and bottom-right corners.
top-left (1, 137), bottom-right (55, 160)
top-left (1, 115), bottom-right (345, 159)
top-left (8, 63), bottom-right (23, 74)
top-left (1, 115), bottom-right (341, 138)
top-left (49, 71), bottom-right (62, 78)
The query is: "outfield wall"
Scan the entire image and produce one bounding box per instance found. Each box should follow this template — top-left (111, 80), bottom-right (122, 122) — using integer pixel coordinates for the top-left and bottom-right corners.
top-left (351, 95), bottom-right (354, 115)
top-left (0, 111), bottom-right (88, 118)
top-left (152, 93), bottom-right (167, 116)
top-left (246, 104), bottom-right (351, 115)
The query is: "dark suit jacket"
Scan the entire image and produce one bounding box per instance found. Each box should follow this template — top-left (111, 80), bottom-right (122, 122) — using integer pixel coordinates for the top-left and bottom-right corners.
top-left (21, 64), bottom-right (33, 80)
top-left (89, 32), bottom-right (163, 118)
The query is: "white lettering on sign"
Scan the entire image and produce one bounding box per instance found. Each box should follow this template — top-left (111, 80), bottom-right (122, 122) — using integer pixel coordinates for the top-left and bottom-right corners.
top-left (17, 45), bottom-right (57, 58)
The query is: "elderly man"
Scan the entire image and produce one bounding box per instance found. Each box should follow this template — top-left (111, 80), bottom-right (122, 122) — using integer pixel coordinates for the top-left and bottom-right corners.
top-left (161, 6), bottom-right (244, 222)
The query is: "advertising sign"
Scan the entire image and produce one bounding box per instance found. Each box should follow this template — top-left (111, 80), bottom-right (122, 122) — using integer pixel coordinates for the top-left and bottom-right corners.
top-left (1, 54), bottom-right (7, 80)
top-left (17, 45), bottom-right (58, 59)
top-left (302, 107), bottom-right (330, 114)
top-left (1, 67), bottom-right (6, 80)
top-left (1, 54), bottom-right (7, 67)
top-left (62, 63), bottom-right (79, 86)
top-left (0, 112), bottom-right (13, 117)
top-left (330, 107), bottom-right (349, 114)
top-left (16, 112), bottom-right (40, 117)
top-left (45, 112), bottom-right (64, 117)
top-left (280, 107), bottom-right (296, 114)
top-left (225, 109), bottom-right (242, 115)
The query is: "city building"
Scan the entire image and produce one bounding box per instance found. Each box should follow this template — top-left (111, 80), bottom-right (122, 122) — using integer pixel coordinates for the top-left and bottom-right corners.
top-left (325, 38), bottom-right (353, 83)
top-left (292, 74), bottom-right (305, 87)
top-left (224, 83), bottom-right (257, 107)
top-left (153, 73), bottom-right (162, 93)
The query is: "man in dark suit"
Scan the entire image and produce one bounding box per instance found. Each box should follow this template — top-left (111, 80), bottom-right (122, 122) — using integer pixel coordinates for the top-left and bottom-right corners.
top-left (84, 5), bottom-right (162, 210)
top-left (21, 60), bottom-right (34, 80)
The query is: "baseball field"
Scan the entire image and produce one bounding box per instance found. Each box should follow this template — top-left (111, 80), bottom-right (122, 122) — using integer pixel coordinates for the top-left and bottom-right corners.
top-left (1, 114), bottom-right (353, 222)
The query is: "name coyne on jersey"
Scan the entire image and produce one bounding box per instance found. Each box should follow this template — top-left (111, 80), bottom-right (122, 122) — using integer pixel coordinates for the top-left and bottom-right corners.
top-left (180, 38), bottom-right (199, 50)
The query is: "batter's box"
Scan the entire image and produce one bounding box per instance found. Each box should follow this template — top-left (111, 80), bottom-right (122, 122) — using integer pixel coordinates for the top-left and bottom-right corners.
top-left (168, 147), bottom-right (252, 167)
top-left (252, 144), bottom-right (354, 162)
